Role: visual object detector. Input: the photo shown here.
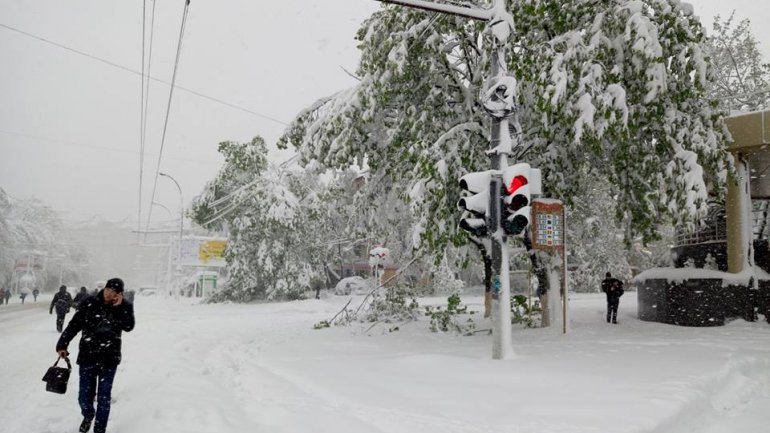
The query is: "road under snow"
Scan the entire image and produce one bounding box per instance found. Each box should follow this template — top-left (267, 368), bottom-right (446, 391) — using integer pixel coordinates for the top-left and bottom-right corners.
top-left (1, 292), bottom-right (768, 433)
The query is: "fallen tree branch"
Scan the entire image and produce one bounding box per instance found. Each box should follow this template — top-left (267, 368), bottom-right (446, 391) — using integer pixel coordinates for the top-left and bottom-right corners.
top-left (325, 299), bottom-right (352, 327)
top-left (353, 255), bottom-right (421, 317)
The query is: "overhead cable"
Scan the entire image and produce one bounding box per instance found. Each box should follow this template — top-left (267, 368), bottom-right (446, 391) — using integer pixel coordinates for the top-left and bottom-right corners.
top-left (144, 0), bottom-right (192, 239)
top-left (0, 21), bottom-right (288, 126)
top-left (0, 129), bottom-right (220, 165)
top-left (138, 0), bottom-right (147, 241)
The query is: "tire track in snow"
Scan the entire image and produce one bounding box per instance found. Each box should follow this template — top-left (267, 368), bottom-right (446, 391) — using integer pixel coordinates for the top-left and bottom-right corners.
top-left (648, 355), bottom-right (770, 433)
top-left (206, 340), bottom-right (583, 433)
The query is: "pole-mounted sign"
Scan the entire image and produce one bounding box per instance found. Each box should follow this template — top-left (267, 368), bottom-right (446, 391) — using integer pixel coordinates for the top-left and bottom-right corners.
top-left (531, 199), bottom-right (565, 251)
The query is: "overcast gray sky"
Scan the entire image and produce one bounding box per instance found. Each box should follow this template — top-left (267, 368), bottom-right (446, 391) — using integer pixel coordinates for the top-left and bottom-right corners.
top-left (1, 0), bottom-right (768, 226)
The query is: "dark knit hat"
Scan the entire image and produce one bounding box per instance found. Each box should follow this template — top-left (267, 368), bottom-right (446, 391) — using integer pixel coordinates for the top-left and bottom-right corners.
top-left (104, 278), bottom-right (124, 293)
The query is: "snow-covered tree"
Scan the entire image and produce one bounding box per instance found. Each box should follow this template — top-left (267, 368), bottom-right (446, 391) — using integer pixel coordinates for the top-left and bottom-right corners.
top-left (706, 13), bottom-right (770, 112)
top-left (0, 188), bottom-right (91, 290)
top-left (311, 166), bottom-right (417, 280)
top-left (280, 0), bottom-right (732, 271)
top-left (190, 137), bottom-right (322, 301)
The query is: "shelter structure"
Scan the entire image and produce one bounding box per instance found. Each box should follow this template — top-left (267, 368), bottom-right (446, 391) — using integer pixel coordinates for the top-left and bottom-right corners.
top-left (636, 110), bottom-right (770, 326)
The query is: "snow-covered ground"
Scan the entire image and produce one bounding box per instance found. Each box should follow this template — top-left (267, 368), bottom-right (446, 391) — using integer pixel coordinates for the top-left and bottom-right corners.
top-left (1, 292), bottom-right (768, 433)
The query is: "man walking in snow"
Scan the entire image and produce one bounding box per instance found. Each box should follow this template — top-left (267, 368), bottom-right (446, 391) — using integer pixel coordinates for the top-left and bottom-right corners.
top-left (3, 288), bottom-right (10, 304)
top-left (50, 285), bottom-right (74, 332)
top-left (73, 286), bottom-right (90, 309)
top-left (601, 272), bottom-right (624, 324)
top-left (56, 277), bottom-right (135, 433)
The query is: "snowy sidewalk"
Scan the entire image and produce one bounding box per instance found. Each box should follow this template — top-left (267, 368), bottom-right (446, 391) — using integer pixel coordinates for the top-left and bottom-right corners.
top-left (1, 293), bottom-right (768, 433)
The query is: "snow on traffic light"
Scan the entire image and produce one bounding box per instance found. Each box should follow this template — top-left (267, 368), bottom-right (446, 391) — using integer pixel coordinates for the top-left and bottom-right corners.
top-left (458, 170), bottom-right (492, 237)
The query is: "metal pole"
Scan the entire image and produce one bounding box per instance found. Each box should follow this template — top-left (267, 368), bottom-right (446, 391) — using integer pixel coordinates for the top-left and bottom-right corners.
top-left (489, 45), bottom-right (513, 360)
top-left (160, 172), bottom-right (183, 300)
top-left (374, 0), bottom-right (514, 359)
top-left (562, 205), bottom-right (568, 334)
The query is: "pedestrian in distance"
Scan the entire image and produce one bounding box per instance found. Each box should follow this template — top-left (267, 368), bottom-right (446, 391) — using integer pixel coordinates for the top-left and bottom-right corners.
top-left (311, 277), bottom-right (324, 300)
top-left (0, 288), bottom-right (5, 305)
top-left (3, 288), bottom-right (10, 304)
top-left (50, 285), bottom-right (74, 332)
top-left (20, 291), bottom-right (27, 304)
top-left (33, 288), bottom-right (40, 302)
top-left (601, 272), bottom-right (624, 324)
top-left (56, 277), bottom-right (135, 433)
top-left (73, 286), bottom-right (90, 309)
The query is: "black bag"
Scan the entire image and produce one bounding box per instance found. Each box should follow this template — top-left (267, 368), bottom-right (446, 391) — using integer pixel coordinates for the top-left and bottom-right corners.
top-left (42, 356), bottom-right (72, 394)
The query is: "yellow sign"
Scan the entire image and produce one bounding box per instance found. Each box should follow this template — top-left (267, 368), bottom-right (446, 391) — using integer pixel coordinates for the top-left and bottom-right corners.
top-left (199, 240), bottom-right (227, 264)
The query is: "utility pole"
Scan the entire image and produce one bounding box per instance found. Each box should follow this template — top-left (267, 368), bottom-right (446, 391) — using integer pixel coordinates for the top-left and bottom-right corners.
top-left (160, 172), bottom-right (184, 300)
top-left (375, 0), bottom-right (516, 359)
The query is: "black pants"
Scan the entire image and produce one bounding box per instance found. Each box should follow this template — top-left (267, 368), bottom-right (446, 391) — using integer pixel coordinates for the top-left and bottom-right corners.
top-left (56, 313), bottom-right (66, 332)
top-left (606, 299), bottom-right (619, 323)
top-left (79, 364), bottom-right (118, 433)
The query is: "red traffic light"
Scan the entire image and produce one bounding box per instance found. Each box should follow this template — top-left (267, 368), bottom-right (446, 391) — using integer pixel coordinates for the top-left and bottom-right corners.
top-left (507, 175), bottom-right (528, 195)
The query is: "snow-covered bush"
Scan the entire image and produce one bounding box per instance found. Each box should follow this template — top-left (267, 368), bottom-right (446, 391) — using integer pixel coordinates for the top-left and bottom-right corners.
top-left (364, 284), bottom-right (420, 325)
top-left (423, 294), bottom-right (476, 334)
top-left (430, 263), bottom-right (464, 295)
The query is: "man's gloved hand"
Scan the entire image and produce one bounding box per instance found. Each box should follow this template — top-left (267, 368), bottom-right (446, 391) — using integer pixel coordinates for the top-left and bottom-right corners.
top-left (57, 349), bottom-right (69, 358)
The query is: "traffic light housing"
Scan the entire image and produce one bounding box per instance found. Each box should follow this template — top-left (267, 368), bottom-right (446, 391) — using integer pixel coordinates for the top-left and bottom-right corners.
top-left (501, 163), bottom-right (540, 236)
top-left (458, 171), bottom-right (492, 237)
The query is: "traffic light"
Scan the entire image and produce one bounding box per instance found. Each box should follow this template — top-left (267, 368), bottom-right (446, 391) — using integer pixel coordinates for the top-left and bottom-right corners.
top-left (458, 171), bottom-right (492, 237)
top-left (501, 163), bottom-right (541, 236)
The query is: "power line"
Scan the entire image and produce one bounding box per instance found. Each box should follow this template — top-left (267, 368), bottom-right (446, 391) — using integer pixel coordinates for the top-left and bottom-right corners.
top-left (142, 0), bottom-right (159, 171)
top-left (145, 0), bottom-right (191, 239)
top-left (139, 0), bottom-right (147, 243)
top-left (139, 1), bottom-right (160, 242)
top-left (0, 129), bottom-right (220, 166)
top-left (0, 21), bottom-right (289, 126)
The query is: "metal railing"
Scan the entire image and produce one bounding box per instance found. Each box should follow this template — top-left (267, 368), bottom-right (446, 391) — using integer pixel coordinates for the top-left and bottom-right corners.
top-left (675, 200), bottom-right (770, 245)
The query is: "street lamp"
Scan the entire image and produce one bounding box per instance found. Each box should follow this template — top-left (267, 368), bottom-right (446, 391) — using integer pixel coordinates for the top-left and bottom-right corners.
top-left (151, 201), bottom-right (174, 219)
top-left (159, 172), bottom-right (183, 299)
top-left (152, 201), bottom-right (175, 295)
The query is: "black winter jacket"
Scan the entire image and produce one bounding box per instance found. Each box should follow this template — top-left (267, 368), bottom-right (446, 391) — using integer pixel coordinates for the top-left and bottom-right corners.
top-left (601, 277), bottom-right (625, 302)
top-left (50, 291), bottom-right (73, 315)
top-left (73, 292), bottom-right (90, 309)
top-left (56, 290), bottom-right (135, 366)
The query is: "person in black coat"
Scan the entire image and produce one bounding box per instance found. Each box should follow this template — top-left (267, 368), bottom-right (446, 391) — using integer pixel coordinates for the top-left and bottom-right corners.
top-left (601, 272), bottom-right (624, 324)
top-left (56, 278), bottom-right (135, 433)
top-left (73, 286), bottom-right (90, 309)
top-left (50, 285), bottom-right (74, 332)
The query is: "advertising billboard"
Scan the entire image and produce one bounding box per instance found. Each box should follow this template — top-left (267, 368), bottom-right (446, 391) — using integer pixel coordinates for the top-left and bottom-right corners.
top-left (180, 237), bottom-right (227, 267)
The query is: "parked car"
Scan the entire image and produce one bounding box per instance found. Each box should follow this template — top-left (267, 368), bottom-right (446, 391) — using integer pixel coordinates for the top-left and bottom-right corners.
top-left (138, 286), bottom-right (158, 296)
top-left (333, 276), bottom-right (370, 295)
